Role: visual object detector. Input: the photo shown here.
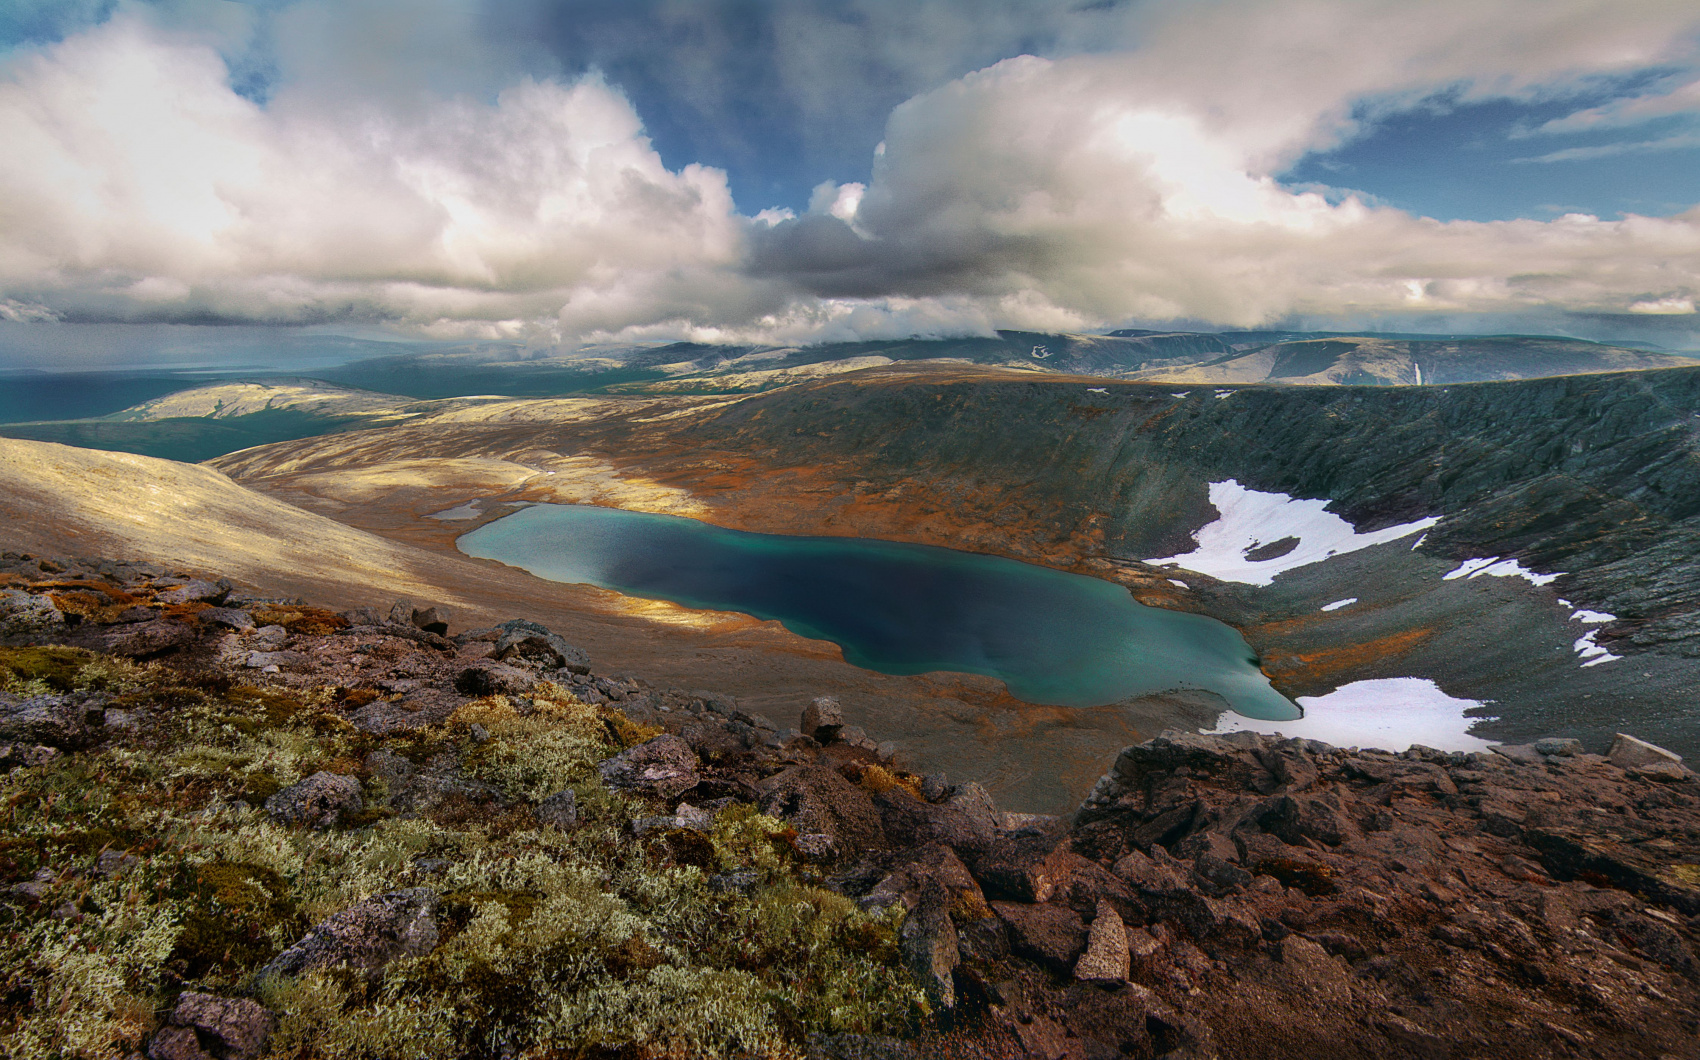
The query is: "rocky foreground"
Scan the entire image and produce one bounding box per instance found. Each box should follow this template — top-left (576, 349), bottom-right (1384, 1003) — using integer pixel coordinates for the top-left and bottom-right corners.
top-left (1, 553), bottom-right (1698, 1060)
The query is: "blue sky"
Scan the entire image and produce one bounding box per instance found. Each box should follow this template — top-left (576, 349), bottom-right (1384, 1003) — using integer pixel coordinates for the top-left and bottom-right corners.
top-left (1, 0), bottom-right (1698, 359)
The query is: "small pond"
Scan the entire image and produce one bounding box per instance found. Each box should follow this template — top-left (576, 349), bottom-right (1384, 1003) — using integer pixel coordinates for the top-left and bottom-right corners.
top-left (458, 504), bottom-right (1300, 721)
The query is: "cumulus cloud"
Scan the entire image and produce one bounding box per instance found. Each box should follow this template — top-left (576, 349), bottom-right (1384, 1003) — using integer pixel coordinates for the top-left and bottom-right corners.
top-left (2, 0), bottom-right (1700, 347)
top-left (753, 52), bottom-right (1700, 326)
top-left (0, 14), bottom-right (752, 335)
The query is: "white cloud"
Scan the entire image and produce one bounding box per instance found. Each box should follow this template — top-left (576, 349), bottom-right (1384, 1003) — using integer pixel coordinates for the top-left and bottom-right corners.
top-left (0, 14), bottom-right (748, 333)
top-left (3, 1), bottom-right (1700, 345)
top-left (1536, 76), bottom-right (1700, 135)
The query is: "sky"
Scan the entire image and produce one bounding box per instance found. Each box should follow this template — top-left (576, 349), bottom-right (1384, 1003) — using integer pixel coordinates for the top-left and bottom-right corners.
top-left (2, 0), bottom-right (1699, 363)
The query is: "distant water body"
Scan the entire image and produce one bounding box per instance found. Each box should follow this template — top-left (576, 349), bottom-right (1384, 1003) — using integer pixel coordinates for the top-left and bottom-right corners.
top-left (459, 504), bottom-right (1300, 721)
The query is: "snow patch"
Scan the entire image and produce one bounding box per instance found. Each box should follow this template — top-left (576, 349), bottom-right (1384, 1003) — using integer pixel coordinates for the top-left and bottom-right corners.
top-left (1570, 609), bottom-right (1615, 624)
top-left (1170, 392), bottom-right (1190, 398)
top-left (1208, 677), bottom-right (1497, 753)
top-left (1574, 630), bottom-right (1622, 668)
top-left (1148, 480), bottom-right (1438, 586)
top-left (1087, 387), bottom-right (1108, 394)
top-left (1168, 579), bottom-right (1189, 589)
top-left (1320, 598), bottom-right (1358, 612)
top-left (1410, 533), bottom-right (1427, 551)
top-left (1214, 389), bottom-right (1233, 399)
top-left (1442, 557), bottom-right (1563, 587)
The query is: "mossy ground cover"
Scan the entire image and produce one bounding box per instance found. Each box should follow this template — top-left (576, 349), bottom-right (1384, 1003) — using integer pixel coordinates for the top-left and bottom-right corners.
top-left (0, 651), bottom-right (921, 1059)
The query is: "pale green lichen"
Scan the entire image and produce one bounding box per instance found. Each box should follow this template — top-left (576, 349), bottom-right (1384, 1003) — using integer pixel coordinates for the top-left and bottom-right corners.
top-left (0, 651), bottom-right (921, 1059)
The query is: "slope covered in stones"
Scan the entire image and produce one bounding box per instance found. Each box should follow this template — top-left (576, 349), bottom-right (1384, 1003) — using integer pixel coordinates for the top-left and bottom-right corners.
top-left (1, 556), bottom-right (1697, 1059)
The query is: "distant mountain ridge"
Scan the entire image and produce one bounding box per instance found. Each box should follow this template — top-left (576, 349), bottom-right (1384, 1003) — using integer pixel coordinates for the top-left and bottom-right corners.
top-left (317, 329), bottom-right (1693, 399)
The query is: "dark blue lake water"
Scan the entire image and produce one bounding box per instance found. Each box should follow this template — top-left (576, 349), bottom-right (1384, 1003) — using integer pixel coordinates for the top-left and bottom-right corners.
top-left (458, 504), bottom-right (1299, 720)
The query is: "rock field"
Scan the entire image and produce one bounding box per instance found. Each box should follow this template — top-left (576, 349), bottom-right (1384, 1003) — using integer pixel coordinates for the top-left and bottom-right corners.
top-left (1, 552), bottom-right (1697, 1059)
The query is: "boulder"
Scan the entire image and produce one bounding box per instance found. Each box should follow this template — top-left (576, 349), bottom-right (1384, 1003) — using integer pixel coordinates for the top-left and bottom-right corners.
top-left (801, 696), bottom-right (844, 741)
top-left (155, 579), bottom-right (228, 605)
top-left (349, 689), bottom-right (464, 736)
top-left (261, 888), bottom-right (439, 979)
top-left (264, 771), bottom-right (363, 827)
top-left (410, 605), bottom-right (450, 635)
top-left (197, 607), bottom-right (255, 631)
top-left (1112, 848), bottom-right (1188, 894)
top-left (973, 830), bottom-right (1075, 902)
top-left (863, 843), bottom-right (989, 922)
top-left (0, 693), bottom-right (105, 749)
top-left (454, 661), bottom-right (538, 697)
top-left (900, 879), bottom-right (958, 1010)
top-left (1074, 901), bottom-right (1130, 982)
top-left (1534, 737), bottom-right (1584, 757)
top-left (993, 901), bottom-right (1088, 975)
top-left (944, 782), bottom-right (1000, 838)
top-left (597, 734), bottom-right (700, 798)
top-left (1608, 733), bottom-right (1685, 771)
top-left (146, 992), bottom-right (273, 1060)
top-left (105, 620), bottom-right (198, 658)
top-left (1256, 793), bottom-right (1353, 847)
top-left (758, 765), bottom-right (886, 853)
top-left (535, 789), bottom-right (579, 830)
top-left (492, 619), bottom-right (590, 673)
top-left (0, 590), bottom-right (64, 635)
top-left (874, 786), bottom-right (996, 858)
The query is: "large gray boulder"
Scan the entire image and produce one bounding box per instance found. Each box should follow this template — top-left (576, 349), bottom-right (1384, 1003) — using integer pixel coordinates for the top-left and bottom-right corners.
top-left (0, 693), bottom-right (106, 750)
top-left (597, 734), bottom-right (699, 798)
top-left (261, 888), bottom-right (439, 979)
top-left (264, 771), bottom-right (363, 827)
top-left (800, 696), bottom-right (844, 742)
top-left (1604, 733), bottom-right (1686, 774)
top-left (454, 661), bottom-right (537, 697)
top-left (155, 579), bottom-right (229, 605)
top-left (758, 765), bottom-right (886, 854)
top-left (0, 590), bottom-right (64, 635)
top-left (492, 619), bottom-right (590, 673)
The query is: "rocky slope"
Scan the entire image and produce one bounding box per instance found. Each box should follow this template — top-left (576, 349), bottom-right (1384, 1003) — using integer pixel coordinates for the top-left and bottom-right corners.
top-left (1, 556), bottom-right (1696, 1059)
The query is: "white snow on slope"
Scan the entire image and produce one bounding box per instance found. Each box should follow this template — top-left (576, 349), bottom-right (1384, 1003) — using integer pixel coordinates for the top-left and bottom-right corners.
top-left (1442, 557), bottom-right (1563, 587)
top-left (1570, 609), bottom-right (1615, 624)
top-left (1209, 677), bottom-right (1497, 753)
top-left (1320, 598), bottom-right (1358, 612)
top-left (1574, 630), bottom-right (1622, 668)
top-left (1148, 480), bottom-right (1438, 586)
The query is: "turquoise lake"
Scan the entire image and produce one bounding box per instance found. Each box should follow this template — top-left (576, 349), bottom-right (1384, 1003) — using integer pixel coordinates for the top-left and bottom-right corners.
top-left (458, 504), bottom-right (1300, 721)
